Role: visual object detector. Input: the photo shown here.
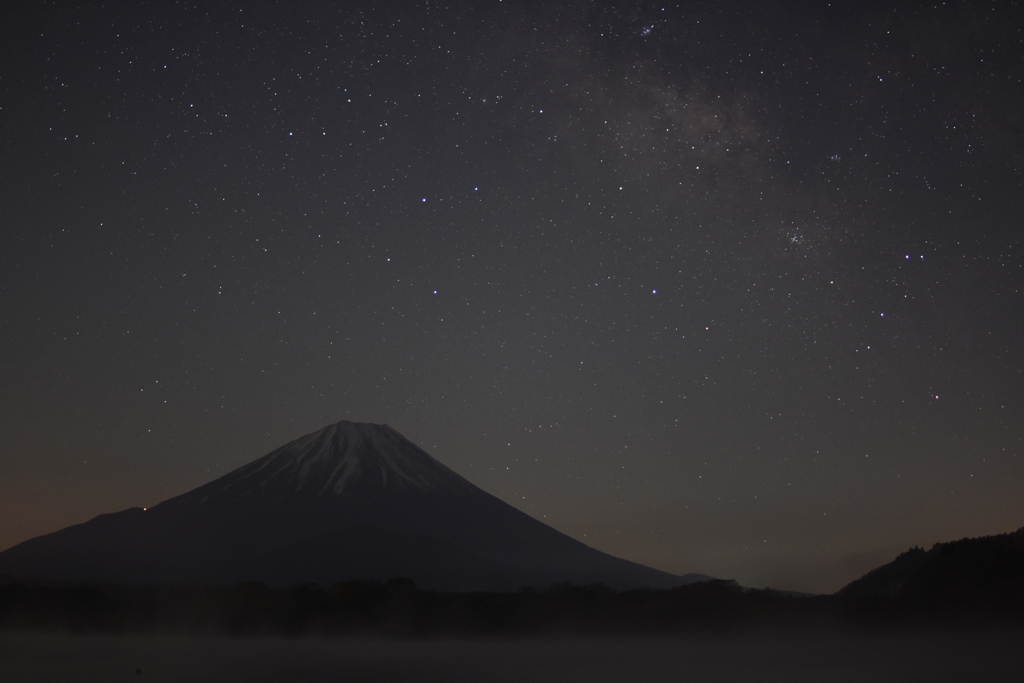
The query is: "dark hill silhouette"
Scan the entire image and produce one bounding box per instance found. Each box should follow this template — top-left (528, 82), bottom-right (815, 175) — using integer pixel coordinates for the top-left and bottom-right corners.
top-left (837, 527), bottom-right (1024, 614)
top-left (0, 421), bottom-right (706, 591)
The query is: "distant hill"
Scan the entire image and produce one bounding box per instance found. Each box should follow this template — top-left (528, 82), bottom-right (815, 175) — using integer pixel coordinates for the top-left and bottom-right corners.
top-left (0, 421), bottom-right (704, 591)
top-left (837, 527), bottom-right (1024, 614)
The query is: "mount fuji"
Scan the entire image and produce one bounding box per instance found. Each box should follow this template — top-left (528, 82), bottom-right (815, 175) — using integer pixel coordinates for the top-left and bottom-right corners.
top-left (0, 421), bottom-right (704, 590)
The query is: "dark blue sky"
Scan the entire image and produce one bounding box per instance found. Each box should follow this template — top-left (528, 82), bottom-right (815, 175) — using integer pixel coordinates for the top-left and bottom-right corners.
top-left (2, 0), bottom-right (1022, 592)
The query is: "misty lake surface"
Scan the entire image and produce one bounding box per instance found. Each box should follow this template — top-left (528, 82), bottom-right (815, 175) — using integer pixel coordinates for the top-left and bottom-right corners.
top-left (1, 632), bottom-right (1022, 682)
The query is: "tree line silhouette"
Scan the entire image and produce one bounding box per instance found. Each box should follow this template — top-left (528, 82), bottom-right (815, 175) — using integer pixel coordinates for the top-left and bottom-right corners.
top-left (1, 527), bottom-right (1020, 635)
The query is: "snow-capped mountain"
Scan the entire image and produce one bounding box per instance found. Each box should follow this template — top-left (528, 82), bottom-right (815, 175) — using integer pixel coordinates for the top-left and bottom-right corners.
top-left (0, 421), bottom-right (703, 590)
top-left (167, 421), bottom-right (480, 506)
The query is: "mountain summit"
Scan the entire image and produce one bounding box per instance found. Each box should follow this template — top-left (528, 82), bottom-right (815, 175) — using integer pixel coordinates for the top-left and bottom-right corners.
top-left (0, 421), bottom-right (701, 590)
top-left (168, 421), bottom-right (480, 505)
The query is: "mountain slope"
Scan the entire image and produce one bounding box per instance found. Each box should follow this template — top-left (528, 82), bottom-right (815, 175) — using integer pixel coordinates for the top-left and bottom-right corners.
top-left (837, 527), bottom-right (1024, 612)
top-left (0, 421), bottom-right (700, 590)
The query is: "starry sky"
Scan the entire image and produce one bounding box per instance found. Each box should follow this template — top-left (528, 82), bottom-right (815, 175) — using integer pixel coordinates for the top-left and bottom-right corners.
top-left (2, 0), bottom-right (1022, 593)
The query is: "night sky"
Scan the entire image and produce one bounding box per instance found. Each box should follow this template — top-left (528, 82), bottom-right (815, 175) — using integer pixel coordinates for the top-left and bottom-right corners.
top-left (2, 1), bottom-right (1022, 593)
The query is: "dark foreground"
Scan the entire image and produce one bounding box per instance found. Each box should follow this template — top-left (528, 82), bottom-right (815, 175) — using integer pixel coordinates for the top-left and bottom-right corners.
top-left (2, 631), bottom-right (1023, 683)
top-left (2, 577), bottom-right (1021, 636)
top-left (3, 577), bottom-right (1022, 681)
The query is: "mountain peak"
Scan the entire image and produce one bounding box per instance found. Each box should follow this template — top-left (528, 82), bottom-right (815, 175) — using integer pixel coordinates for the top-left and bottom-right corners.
top-left (165, 420), bottom-right (477, 508)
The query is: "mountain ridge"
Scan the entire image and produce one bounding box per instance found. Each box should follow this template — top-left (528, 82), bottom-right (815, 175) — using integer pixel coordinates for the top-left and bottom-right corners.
top-left (836, 526), bottom-right (1024, 610)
